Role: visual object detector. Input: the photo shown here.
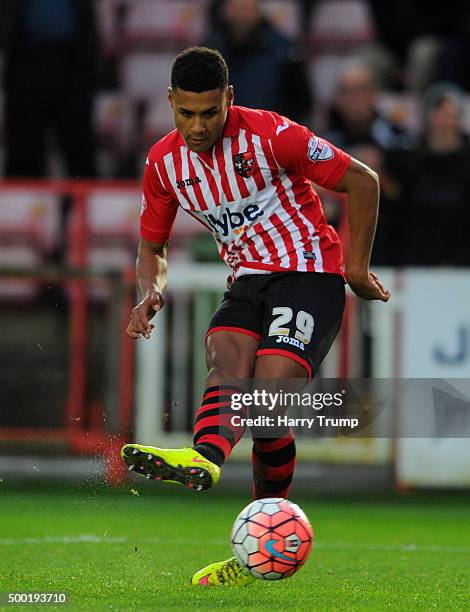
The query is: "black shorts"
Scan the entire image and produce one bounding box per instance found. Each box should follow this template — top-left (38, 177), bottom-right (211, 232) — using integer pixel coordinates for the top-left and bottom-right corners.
top-left (207, 272), bottom-right (345, 379)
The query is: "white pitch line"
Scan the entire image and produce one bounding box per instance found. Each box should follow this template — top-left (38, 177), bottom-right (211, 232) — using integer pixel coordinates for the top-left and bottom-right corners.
top-left (0, 535), bottom-right (126, 545)
top-left (0, 535), bottom-right (469, 554)
top-left (314, 542), bottom-right (470, 554)
top-left (144, 537), bottom-right (470, 554)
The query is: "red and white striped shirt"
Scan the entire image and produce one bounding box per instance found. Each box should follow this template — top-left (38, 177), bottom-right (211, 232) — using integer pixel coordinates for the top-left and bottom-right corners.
top-left (141, 106), bottom-right (351, 278)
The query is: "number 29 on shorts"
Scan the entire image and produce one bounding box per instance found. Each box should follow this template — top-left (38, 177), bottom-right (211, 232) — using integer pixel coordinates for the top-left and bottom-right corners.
top-left (268, 307), bottom-right (314, 344)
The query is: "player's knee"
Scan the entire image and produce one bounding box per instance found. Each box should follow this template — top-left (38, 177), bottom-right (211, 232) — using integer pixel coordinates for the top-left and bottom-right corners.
top-left (206, 354), bottom-right (252, 380)
top-left (205, 332), bottom-right (257, 380)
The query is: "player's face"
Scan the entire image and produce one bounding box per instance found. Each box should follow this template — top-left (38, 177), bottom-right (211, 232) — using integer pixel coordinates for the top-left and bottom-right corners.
top-left (168, 86), bottom-right (234, 152)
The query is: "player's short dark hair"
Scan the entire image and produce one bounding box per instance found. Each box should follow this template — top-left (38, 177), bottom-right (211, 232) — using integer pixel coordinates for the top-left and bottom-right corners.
top-left (171, 47), bottom-right (229, 93)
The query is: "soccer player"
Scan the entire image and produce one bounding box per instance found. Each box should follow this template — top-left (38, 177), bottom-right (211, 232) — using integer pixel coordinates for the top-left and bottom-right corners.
top-left (121, 47), bottom-right (390, 586)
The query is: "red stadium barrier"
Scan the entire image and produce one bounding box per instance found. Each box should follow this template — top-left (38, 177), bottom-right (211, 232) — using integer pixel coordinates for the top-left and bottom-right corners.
top-left (0, 180), bottom-right (140, 483)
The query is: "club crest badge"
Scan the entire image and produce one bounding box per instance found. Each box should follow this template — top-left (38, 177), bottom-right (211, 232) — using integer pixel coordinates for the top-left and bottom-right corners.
top-left (233, 151), bottom-right (256, 178)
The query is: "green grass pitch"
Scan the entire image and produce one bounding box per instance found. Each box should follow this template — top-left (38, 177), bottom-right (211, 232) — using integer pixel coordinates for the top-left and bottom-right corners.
top-left (0, 484), bottom-right (469, 610)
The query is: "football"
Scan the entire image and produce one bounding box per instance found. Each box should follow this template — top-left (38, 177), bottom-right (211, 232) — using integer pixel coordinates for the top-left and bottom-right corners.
top-left (230, 497), bottom-right (313, 580)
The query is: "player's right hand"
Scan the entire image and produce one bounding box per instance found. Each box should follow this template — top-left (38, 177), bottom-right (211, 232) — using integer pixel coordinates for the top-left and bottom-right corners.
top-left (126, 289), bottom-right (165, 339)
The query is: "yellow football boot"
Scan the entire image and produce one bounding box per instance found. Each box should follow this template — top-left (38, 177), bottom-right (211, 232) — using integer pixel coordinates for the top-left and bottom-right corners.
top-left (121, 444), bottom-right (220, 491)
top-left (190, 556), bottom-right (255, 586)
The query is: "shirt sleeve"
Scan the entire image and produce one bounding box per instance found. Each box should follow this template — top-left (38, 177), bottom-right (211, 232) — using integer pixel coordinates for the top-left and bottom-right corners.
top-left (270, 117), bottom-right (351, 189)
top-left (140, 155), bottom-right (178, 244)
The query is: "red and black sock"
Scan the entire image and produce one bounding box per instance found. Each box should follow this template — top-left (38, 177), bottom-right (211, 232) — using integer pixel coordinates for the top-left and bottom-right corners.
top-left (251, 428), bottom-right (296, 499)
top-left (193, 385), bottom-right (246, 467)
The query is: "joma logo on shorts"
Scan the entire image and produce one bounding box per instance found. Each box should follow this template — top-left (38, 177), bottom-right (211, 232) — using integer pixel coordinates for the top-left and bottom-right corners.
top-left (275, 336), bottom-right (305, 350)
top-left (203, 204), bottom-right (264, 237)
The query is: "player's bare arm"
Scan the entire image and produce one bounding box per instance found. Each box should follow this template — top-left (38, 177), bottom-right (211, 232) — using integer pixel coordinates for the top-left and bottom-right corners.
top-left (334, 158), bottom-right (391, 302)
top-left (126, 238), bottom-right (167, 339)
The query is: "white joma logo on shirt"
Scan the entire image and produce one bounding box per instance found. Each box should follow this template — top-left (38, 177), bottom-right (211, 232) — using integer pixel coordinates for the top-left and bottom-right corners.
top-left (276, 121), bottom-right (289, 136)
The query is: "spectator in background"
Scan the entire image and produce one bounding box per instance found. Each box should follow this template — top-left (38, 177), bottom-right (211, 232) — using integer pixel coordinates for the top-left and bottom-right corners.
top-left (386, 83), bottom-right (470, 266)
top-left (209, 0), bottom-right (318, 37)
top-left (368, 0), bottom-right (470, 92)
top-left (326, 58), bottom-right (411, 159)
top-left (325, 58), bottom-right (412, 265)
top-left (0, 0), bottom-right (99, 178)
top-left (205, 0), bottom-right (312, 123)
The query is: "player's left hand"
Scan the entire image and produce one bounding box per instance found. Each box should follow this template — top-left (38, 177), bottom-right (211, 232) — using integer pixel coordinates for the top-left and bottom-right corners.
top-left (345, 270), bottom-right (390, 302)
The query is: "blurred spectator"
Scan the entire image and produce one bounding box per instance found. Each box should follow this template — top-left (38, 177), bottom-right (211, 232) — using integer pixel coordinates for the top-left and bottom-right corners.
top-left (325, 58), bottom-right (412, 265)
top-left (0, 0), bottom-right (99, 178)
top-left (205, 0), bottom-right (312, 122)
top-left (326, 58), bottom-right (411, 156)
top-left (368, 0), bottom-right (470, 91)
top-left (386, 83), bottom-right (470, 266)
top-left (209, 0), bottom-right (318, 37)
